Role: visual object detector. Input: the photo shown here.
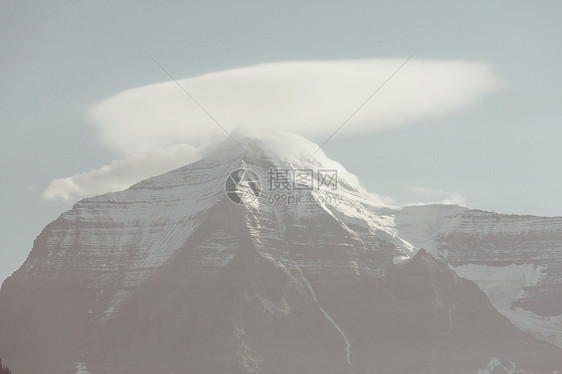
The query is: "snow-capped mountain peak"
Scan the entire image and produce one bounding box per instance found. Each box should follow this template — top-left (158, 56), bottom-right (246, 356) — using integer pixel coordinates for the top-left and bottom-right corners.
top-left (1, 131), bottom-right (561, 373)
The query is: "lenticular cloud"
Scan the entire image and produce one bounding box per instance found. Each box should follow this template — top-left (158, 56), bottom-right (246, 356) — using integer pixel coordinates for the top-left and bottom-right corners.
top-left (44, 58), bottom-right (501, 202)
top-left (89, 58), bottom-right (501, 155)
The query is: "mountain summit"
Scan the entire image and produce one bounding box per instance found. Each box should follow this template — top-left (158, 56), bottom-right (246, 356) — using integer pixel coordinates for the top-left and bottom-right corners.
top-left (1, 133), bottom-right (561, 373)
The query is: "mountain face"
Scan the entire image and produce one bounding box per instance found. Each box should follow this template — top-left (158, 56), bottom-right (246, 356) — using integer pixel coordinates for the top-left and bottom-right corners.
top-left (394, 204), bottom-right (562, 348)
top-left (0, 134), bottom-right (561, 374)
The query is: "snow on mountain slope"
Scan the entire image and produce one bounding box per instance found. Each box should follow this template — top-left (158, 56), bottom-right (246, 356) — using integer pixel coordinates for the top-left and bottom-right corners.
top-left (394, 204), bottom-right (562, 348)
top-left (0, 133), bottom-right (416, 373)
top-left (0, 132), bottom-right (560, 373)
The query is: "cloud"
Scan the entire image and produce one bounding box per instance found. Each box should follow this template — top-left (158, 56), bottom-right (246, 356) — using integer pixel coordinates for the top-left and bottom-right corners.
top-left (206, 127), bottom-right (366, 189)
top-left (42, 144), bottom-right (200, 202)
top-left (90, 58), bottom-right (501, 155)
top-left (44, 58), bottom-right (501, 202)
top-left (405, 186), bottom-right (468, 206)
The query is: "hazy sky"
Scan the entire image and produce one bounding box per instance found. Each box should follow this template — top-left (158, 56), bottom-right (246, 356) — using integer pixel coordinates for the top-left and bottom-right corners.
top-left (1, 0), bottom-right (561, 283)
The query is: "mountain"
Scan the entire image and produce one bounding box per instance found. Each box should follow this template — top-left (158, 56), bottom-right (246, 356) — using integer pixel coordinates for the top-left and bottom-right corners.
top-left (350, 249), bottom-right (560, 373)
top-left (0, 133), bottom-right (560, 373)
top-left (394, 204), bottom-right (562, 348)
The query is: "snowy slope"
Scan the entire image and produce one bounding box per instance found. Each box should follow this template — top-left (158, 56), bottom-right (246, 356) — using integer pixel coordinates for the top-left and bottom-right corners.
top-left (394, 204), bottom-right (562, 348)
top-left (0, 132), bottom-right (560, 374)
top-left (0, 134), bottom-right (417, 373)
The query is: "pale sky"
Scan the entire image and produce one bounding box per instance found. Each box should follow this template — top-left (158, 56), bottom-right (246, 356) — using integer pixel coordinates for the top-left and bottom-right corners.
top-left (1, 0), bottom-right (561, 283)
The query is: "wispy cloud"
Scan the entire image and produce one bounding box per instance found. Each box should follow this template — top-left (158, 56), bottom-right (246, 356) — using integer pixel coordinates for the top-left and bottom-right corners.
top-left (406, 186), bottom-right (468, 206)
top-left (43, 58), bottom-right (501, 202)
top-left (42, 144), bottom-right (200, 202)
